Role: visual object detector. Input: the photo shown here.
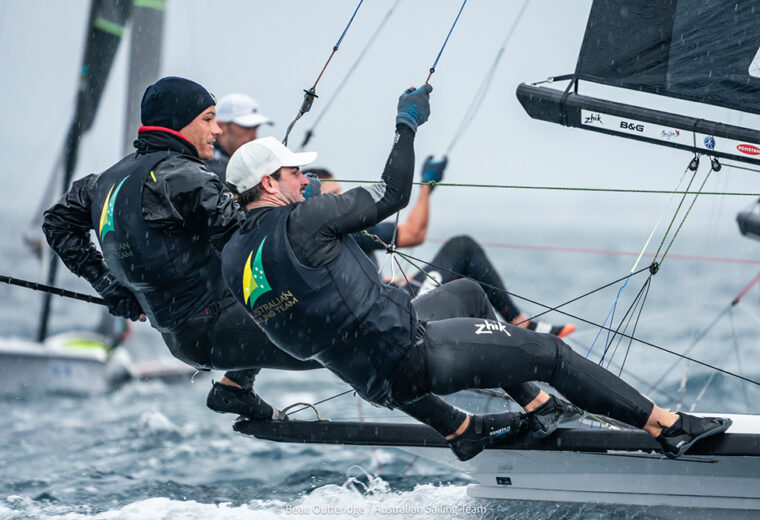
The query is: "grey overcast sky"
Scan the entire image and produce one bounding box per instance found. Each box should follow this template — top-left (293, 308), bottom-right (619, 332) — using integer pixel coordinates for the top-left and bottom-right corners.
top-left (1, 0), bottom-right (758, 253)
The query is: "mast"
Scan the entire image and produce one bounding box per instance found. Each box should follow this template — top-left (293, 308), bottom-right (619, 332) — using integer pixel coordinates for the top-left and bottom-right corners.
top-left (36, 0), bottom-right (131, 342)
top-left (123, 0), bottom-right (165, 155)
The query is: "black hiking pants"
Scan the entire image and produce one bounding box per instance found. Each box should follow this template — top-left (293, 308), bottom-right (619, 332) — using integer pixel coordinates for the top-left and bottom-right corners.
top-left (389, 310), bottom-right (655, 429)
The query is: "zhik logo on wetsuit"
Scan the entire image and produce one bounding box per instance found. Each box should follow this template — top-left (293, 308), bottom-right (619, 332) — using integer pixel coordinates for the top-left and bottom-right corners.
top-left (98, 176), bottom-right (130, 240)
top-left (243, 237), bottom-right (272, 309)
top-left (474, 319), bottom-right (511, 336)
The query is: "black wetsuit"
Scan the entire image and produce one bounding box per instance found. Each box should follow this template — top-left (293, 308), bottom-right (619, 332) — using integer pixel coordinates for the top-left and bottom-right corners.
top-left (221, 124), bottom-right (655, 435)
top-left (43, 128), bottom-right (319, 379)
top-left (356, 226), bottom-right (522, 322)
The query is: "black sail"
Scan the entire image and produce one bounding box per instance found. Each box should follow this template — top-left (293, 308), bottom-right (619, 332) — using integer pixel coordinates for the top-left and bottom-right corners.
top-left (517, 0), bottom-right (760, 165)
top-left (576, 0), bottom-right (760, 115)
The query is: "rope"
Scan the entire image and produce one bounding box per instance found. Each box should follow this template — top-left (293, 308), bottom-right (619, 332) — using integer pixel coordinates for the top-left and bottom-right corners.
top-left (651, 165), bottom-right (701, 261)
top-left (285, 389), bottom-right (354, 417)
top-left (611, 278), bottom-right (652, 375)
top-left (657, 168), bottom-right (713, 267)
top-left (723, 162), bottom-right (760, 174)
top-left (282, 0), bottom-right (364, 145)
top-left (645, 270), bottom-right (760, 394)
top-left (446, 0), bottom-right (530, 155)
top-left (588, 161), bottom-right (695, 359)
top-left (299, 0), bottom-right (401, 150)
top-left (321, 178), bottom-right (758, 197)
top-left (427, 239), bottom-right (760, 266)
top-left (599, 276), bottom-right (651, 366)
top-left (425, 0), bottom-right (467, 84)
top-left (0, 274), bottom-right (105, 306)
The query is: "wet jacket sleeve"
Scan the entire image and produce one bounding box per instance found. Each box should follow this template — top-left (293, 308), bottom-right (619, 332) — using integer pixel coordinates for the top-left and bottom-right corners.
top-left (42, 174), bottom-right (110, 284)
top-left (287, 125), bottom-right (415, 267)
top-left (142, 157), bottom-right (241, 252)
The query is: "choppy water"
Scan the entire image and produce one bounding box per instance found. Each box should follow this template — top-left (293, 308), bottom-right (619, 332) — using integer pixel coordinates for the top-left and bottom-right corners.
top-left (2, 203), bottom-right (760, 519)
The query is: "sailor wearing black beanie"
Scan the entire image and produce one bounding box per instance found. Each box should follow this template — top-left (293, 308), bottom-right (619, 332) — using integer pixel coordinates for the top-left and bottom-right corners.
top-left (141, 76), bottom-right (216, 131)
top-left (43, 74), bottom-right (318, 423)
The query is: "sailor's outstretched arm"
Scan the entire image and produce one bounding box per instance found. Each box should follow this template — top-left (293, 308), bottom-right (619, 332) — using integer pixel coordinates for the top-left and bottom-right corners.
top-left (42, 174), bottom-right (110, 285)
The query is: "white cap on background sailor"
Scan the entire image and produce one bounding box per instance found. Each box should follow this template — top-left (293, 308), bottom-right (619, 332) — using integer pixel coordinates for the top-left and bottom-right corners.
top-left (216, 93), bottom-right (272, 128)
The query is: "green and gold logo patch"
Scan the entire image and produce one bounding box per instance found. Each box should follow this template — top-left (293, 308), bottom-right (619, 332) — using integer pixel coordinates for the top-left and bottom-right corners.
top-left (243, 237), bottom-right (272, 309)
top-left (98, 176), bottom-right (129, 240)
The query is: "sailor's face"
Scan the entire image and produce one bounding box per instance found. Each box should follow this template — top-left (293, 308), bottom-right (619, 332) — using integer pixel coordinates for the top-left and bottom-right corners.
top-left (180, 106), bottom-right (222, 160)
top-left (275, 166), bottom-right (310, 204)
top-left (219, 121), bottom-right (259, 155)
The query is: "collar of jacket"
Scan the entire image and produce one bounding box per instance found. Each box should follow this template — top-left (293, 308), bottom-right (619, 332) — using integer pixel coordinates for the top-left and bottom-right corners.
top-left (133, 126), bottom-right (200, 158)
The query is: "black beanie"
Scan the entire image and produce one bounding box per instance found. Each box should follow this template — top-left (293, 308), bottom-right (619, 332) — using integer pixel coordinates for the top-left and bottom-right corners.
top-left (140, 76), bottom-right (216, 131)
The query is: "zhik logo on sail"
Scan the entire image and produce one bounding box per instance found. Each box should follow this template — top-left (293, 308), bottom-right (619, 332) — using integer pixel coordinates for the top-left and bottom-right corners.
top-left (243, 237), bottom-right (272, 309)
top-left (98, 176), bottom-right (129, 240)
top-left (474, 319), bottom-right (511, 336)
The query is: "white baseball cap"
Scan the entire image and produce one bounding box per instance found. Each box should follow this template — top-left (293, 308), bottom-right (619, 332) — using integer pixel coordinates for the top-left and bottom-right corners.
top-left (226, 136), bottom-right (318, 192)
top-left (216, 93), bottom-right (272, 128)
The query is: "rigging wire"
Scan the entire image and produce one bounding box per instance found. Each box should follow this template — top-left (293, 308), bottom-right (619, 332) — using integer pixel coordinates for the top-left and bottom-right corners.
top-left (586, 164), bottom-right (692, 358)
top-left (723, 162), bottom-right (760, 174)
top-left (600, 275), bottom-right (651, 367)
top-left (612, 278), bottom-right (652, 375)
top-left (383, 0), bottom-right (470, 263)
top-left (321, 178), bottom-right (758, 197)
top-left (425, 0), bottom-right (468, 84)
top-left (656, 168), bottom-right (714, 268)
top-left (645, 271), bottom-right (760, 395)
top-left (687, 309), bottom-right (752, 412)
top-left (445, 0), bottom-right (530, 156)
top-left (299, 0), bottom-right (402, 150)
top-left (282, 0), bottom-right (364, 146)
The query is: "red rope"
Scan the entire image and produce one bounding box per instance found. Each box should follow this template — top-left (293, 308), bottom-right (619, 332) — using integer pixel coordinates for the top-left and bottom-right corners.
top-left (425, 238), bottom-right (760, 265)
top-left (733, 272), bottom-right (760, 305)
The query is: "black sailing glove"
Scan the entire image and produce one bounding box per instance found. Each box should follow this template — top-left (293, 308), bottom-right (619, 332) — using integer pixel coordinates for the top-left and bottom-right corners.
top-left (92, 273), bottom-right (143, 321)
top-left (421, 155), bottom-right (447, 191)
top-left (396, 84), bottom-right (433, 133)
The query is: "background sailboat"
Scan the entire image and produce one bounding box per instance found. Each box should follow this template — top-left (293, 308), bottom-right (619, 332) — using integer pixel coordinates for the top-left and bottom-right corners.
top-left (0, 0), bottom-right (192, 397)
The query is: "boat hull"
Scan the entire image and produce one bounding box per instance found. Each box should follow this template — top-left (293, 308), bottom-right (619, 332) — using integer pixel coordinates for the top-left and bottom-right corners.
top-left (406, 446), bottom-right (760, 510)
top-left (0, 335), bottom-right (108, 396)
top-left (236, 413), bottom-right (760, 511)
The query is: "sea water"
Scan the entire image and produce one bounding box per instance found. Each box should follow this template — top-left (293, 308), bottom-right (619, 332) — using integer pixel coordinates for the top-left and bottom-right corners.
top-left (2, 198), bottom-right (760, 520)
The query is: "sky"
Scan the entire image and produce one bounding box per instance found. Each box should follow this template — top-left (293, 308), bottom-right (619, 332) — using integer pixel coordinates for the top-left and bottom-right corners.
top-left (1, 0), bottom-right (759, 262)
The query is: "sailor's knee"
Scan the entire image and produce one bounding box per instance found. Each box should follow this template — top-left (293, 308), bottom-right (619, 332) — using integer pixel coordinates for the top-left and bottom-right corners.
top-left (448, 277), bottom-right (487, 301)
top-left (444, 234), bottom-right (479, 254)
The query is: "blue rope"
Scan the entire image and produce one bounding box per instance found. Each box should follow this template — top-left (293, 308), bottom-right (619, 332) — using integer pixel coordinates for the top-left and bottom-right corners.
top-left (585, 276), bottom-right (630, 359)
top-left (334, 0), bottom-right (364, 50)
top-left (429, 0), bottom-right (467, 74)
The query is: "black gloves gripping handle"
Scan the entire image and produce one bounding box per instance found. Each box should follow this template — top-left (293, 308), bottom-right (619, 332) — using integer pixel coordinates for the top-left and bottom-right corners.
top-left (92, 273), bottom-right (143, 321)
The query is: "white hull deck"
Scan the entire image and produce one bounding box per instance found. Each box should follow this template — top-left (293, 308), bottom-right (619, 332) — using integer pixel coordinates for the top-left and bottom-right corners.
top-left (236, 413), bottom-right (760, 512)
top-left (407, 413), bottom-right (760, 511)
